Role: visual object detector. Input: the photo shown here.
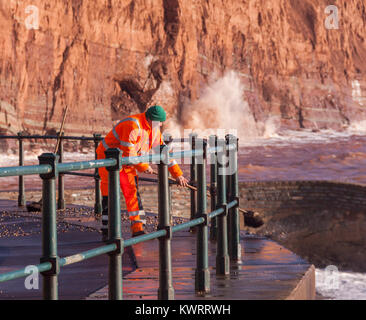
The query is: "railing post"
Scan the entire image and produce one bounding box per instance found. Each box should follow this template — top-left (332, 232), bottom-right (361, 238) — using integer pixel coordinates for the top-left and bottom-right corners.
top-left (17, 132), bottom-right (25, 207)
top-left (209, 135), bottom-right (218, 241)
top-left (157, 145), bottom-right (174, 300)
top-left (57, 132), bottom-right (65, 210)
top-left (216, 139), bottom-right (230, 275)
top-left (164, 133), bottom-right (173, 223)
top-left (195, 139), bottom-right (210, 293)
top-left (189, 133), bottom-right (198, 232)
top-left (225, 136), bottom-right (232, 254)
top-left (226, 135), bottom-right (241, 262)
top-left (105, 148), bottom-right (123, 300)
top-left (94, 134), bottom-right (102, 216)
top-left (38, 153), bottom-right (59, 300)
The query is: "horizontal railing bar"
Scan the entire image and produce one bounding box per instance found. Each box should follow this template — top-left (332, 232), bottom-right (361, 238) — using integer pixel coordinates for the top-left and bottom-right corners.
top-left (123, 201), bottom-right (237, 246)
top-left (171, 217), bottom-right (205, 232)
top-left (170, 138), bottom-right (188, 143)
top-left (207, 146), bottom-right (223, 154)
top-left (0, 200), bottom-right (239, 282)
top-left (227, 200), bottom-right (238, 209)
top-left (0, 144), bottom-right (237, 178)
top-left (169, 149), bottom-right (204, 160)
top-left (208, 208), bottom-right (225, 219)
top-left (0, 262), bottom-right (52, 283)
top-left (116, 146), bottom-right (220, 164)
top-left (0, 135), bottom-right (103, 141)
top-left (0, 164), bottom-right (51, 177)
top-left (138, 177), bottom-right (159, 183)
top-left (0, 136), bottom-right (235, 150)
top-left (0, 143), bottom-right (236, 178)
top-left (59, 243), bottom-right (117, 267)
top-left (169, 144), bottom-right (235, 160)
top-left (207, 200), bottom-right (238, 219)
top-left (62, 172), bottom-right (96, 177)
top-left (125, 200), bottom-right (237, 246)
top-left (120, 153), bottom-right (163, 165)
top-left (139, 177), bottom-right (176, 185)
top-left (57, 159), bottom-right (116, 172)
top-left (124, 229), bottom-right (167, 247)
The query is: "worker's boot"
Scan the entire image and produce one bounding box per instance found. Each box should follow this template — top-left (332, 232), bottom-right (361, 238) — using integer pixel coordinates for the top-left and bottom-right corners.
top-left (101, 196), bottom-right (108, 242)
top-left (131, 222), bottom-right (145, 237)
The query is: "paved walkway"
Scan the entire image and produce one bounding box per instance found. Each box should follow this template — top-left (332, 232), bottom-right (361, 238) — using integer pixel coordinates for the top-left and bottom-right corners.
top-left (0, 200), bottom-right (136, 299)
top-left (88, 230), bottom-right (314, 300)
top-left (0, 199), bottom-right (314, 300)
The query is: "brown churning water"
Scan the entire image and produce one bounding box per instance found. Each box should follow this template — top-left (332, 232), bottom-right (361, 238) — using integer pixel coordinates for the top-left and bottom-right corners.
top-left (237, 131), bottom-right (366, 184)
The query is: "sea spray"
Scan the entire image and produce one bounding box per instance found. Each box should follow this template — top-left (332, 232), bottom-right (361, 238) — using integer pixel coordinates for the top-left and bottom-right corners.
top-left (316, 268), bottom-right (366, 300)
top-left (165, 71), bottom-right (280, 141)
top-left (258, 117), bottom-right (281, 139)
top-left (347, 120), bottom-right (366, 134)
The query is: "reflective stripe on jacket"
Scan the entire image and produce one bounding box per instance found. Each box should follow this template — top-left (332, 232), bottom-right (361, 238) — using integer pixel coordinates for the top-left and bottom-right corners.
top-left (97, 112), bottom-right (183, 178)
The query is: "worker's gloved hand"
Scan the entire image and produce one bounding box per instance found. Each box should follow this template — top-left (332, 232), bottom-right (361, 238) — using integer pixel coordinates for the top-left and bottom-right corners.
top-left (176, 175), bottom-right (189, 188)
top-left (144, 166), bottom-right (154, 174)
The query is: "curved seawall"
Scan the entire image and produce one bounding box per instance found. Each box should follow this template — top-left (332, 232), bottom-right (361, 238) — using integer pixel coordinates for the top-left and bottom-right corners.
top-left (239, 180), bottom-right (366, 272)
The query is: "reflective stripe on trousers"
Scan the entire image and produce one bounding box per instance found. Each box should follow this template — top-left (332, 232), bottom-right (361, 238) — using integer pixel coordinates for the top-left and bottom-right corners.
top-left (100, 166), bottom-right (146, 230)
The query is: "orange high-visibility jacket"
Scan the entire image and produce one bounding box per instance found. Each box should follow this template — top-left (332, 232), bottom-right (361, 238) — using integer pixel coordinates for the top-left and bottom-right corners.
top-left (97, 112), bottom-right (183, 178)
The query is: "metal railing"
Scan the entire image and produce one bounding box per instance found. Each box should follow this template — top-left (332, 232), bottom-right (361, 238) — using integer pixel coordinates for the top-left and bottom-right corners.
top-left (0, 133), bottom-right (104, 214)
top-left (0, 134), bottom-right (241, 300)
top-left (0, 133), bottom-right (181, 214)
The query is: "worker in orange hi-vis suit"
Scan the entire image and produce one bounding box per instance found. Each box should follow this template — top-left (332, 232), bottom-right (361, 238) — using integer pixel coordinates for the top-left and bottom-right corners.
top-left (96, 105), bottom-right (188, 240)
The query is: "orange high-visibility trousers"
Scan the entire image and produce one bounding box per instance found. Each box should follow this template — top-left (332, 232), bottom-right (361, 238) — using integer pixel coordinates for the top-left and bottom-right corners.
top-left (97, 150), bottom-right (145, 228)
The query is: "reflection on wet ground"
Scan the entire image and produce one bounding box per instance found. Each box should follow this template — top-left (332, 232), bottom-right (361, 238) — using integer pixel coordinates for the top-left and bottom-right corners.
top-left (89, 231), bottom-right (311, 300)
top-left (0, 200), bottom-right (136, 300)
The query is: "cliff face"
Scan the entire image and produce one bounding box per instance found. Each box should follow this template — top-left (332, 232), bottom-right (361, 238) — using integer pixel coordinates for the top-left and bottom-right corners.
top-left (0, 0), bottom-right (365, 138)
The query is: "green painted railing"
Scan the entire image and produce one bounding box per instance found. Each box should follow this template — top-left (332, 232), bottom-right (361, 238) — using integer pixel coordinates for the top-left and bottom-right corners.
top-left (0, 133), bottom-right (198, 213)
top-left (0, 134), bottom-right (240, 300)
top-left (0, 133), bottom-right (105, 212)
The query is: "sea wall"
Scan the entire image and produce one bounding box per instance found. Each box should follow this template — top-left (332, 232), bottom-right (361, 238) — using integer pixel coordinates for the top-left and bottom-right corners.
top-left (139, 180), bottom-right (366, 272)
top-left (239, 180), bottom-right (366, 272)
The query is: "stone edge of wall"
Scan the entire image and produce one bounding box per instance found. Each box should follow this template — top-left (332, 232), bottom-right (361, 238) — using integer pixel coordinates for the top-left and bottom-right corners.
top-left (239, 180), bottom-right (366, 188)
top-left (285, 265), bottom-right (316, 300)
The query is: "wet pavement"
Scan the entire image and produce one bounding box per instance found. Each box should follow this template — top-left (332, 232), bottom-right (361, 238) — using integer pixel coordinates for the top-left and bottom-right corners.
top-left (88, 231), bottom-right (312, 300)
top-left (0, 200), bottom-right (136, 300)
top-left (0, 199), bottom-right (313, 300)
top-left (88, 231), bottom-right (310, 300)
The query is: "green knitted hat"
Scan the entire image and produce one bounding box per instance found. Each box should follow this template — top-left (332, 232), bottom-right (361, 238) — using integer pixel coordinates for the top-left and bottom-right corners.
top-left (145, 105), bottom-right (166, 122)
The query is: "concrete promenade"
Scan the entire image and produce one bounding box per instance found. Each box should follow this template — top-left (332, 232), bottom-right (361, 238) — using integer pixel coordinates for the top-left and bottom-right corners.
top-left (0, 200), bottom-right (315, 300)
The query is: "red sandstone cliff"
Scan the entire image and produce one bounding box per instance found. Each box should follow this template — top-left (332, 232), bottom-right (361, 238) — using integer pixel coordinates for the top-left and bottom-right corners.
top-left (0, 0), bottom-right (365, 139)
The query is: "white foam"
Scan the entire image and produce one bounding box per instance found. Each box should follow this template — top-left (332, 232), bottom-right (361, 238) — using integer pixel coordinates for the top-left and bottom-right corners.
top-left (164, 70), bottom-right (366, 147)
top-left (316, 268), bottom-right (366, 300)
top-left (352, 80), bottom-right (365, 107)
top-left (347, 120), bottom-right (366, 134)
top-left (237, 127), bottom-right (364, 148)
top-left (169, 71), bottom-right (261, 140)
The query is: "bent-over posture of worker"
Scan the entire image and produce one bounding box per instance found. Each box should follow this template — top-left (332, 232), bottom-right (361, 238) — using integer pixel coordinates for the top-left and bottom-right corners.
top-left (96, 105), bottom-right (188, 240)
